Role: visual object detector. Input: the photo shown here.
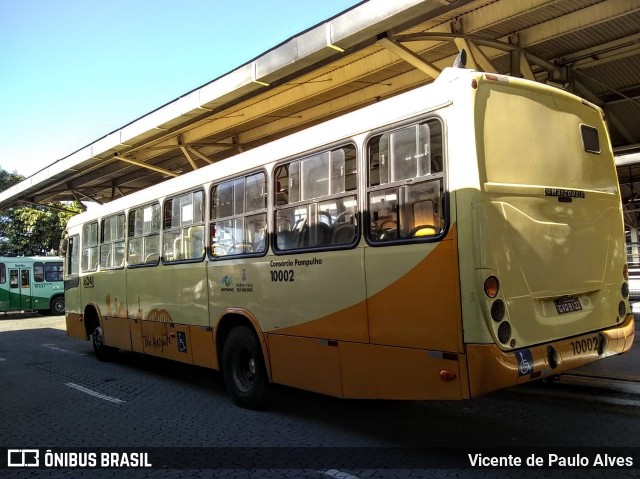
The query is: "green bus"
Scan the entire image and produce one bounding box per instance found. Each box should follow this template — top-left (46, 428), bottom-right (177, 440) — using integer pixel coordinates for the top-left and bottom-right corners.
top-left (0, 256), bottom-right (65, 315)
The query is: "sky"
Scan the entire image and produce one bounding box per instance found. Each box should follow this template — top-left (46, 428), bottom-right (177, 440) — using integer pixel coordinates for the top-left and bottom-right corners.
top-left (0, 0), bottom-right (359, 177)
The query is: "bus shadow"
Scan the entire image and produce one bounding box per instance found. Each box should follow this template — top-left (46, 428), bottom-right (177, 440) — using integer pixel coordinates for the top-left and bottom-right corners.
top-left (93, 348), bottom-right (515, 447)
top-left (113, 349), bottom-right (228, 397)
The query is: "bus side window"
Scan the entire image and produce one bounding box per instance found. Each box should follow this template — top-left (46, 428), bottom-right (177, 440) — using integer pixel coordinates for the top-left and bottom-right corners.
top-left (274, 145), bottom-right (358, 252)
top-left (163, 190), bottom-right (205, 263)
top-left (100, 213), bottom-right (125, 269)
top-left (210, 172), bottom-right (267, 258)
top-left (81, 222), bottom-right (99, 271)
top-left (34, 262), bottom-right (45, 282)
top-left (367, 118), bottom-right (445, 243)
top-left (66, 235), bottom-right (80, 275)
top-left (369, 188), bottom-right (399, 240)
top-left (128, 203), bottom-right (160, 266)
top-left (0, 263), bottom-right (5, 284)
top-left (65, 235), bottom-right (80, 276)
top-left (45, 262), bottom-right (63, 282)
top-left (405, 180), bottom-right (442, 237)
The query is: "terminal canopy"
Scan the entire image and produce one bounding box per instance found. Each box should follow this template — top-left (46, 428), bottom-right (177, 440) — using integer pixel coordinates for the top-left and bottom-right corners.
top-left (1, 0), bottom-right (639, 212)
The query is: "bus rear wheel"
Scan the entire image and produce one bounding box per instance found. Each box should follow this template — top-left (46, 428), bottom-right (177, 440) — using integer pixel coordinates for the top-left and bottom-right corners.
top-left (91, 325), bottom-right (117, 361)
top-left (222, 326), bottom-right (268, 409)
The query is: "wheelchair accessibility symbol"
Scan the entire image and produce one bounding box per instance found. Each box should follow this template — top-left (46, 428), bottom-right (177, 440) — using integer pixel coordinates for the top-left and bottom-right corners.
top-left (177, 331), bottom-right (188, 353)
top-left (516, 349), bottom-right (534, 376)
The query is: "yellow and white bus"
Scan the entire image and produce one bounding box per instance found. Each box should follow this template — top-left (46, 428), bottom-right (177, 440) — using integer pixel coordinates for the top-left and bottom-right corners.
top-left (62, 67), bottom-right (633, 408)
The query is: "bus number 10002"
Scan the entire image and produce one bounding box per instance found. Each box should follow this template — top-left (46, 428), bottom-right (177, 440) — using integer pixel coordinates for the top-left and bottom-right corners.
top-left (271, 270), bottom-right (295, 282)
top-left (570, 335), bottom-right (599, 356)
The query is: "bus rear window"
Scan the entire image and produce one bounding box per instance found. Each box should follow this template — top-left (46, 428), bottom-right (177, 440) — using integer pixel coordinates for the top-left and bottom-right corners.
top-left (581, 124), bottom-right (600, 153)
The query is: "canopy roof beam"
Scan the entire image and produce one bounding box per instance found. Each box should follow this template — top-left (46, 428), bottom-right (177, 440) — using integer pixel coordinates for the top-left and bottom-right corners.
top-left (377, 34), bottom-right (441, 78)
top-left (112, 155), bottom-right (179, 177)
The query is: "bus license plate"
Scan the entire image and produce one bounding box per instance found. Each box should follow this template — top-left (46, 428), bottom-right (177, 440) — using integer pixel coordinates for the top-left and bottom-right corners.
top-left (554, 296), bottom-right (582, 314)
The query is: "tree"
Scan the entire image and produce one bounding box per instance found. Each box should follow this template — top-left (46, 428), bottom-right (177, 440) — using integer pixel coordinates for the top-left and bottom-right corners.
top-left (0, 168), bottom-right (22, 191)
top-left (0, 168), bottom-right (23, 253)
top-left (0, 168), bottom-right (81, 256)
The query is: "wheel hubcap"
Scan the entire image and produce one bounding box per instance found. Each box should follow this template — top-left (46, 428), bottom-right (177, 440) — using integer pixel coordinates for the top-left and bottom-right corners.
top-left (234, 347), bottom-right (256, 393)
top-left (93, 327), bottom-right (103, 349)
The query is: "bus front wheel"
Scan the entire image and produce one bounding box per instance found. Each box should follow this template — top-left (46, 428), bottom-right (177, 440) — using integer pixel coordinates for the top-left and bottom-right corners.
top-left (50, 296), bottom-right (65, 315)
top-left (222, 326), bottom-right (268, 409)
top-left (92, 325), bottom-right (117, 361)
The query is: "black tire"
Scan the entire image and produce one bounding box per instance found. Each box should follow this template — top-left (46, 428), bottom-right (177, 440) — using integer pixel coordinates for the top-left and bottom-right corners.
top-left (50, 296), bottom-right (65, 315)
top-left (91, 325), bottom-right (118, 361)
top-left (222, 326), bottom-right (268, 409)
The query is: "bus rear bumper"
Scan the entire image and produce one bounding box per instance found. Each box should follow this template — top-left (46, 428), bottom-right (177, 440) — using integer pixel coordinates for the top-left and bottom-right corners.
top-left (466, 313), bottom-right (635, 398)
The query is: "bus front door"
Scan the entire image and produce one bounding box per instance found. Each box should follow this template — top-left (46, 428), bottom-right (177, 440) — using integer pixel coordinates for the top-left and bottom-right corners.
top-left (8, 269), bottom-right (32, 311)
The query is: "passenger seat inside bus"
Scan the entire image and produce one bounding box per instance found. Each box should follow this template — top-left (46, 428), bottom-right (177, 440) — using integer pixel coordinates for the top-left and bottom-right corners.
top-left (332, 223), bottom-right (357, 244)
top-left (410, 199), bottom-right (438, 237)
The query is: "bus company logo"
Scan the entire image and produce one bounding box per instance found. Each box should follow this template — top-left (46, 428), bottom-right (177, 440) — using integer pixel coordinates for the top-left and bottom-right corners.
top-left (8, 449), bottom-right (39, 467)
top-left (516, 349), bottom-right (534, 376)
top-left (544, 188), bottom-right (585, 199)
top-left (221, 275), bottom-right (234, 290)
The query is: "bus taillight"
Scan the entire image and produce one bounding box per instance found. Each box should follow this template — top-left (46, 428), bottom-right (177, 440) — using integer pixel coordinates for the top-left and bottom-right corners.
top-left (439, 369), bottom-right (457, 381)
top-left (484, 276), bottom-right (499, 298)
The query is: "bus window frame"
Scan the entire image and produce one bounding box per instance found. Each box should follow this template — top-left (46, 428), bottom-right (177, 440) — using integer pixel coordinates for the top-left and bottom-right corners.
top-left (44, 261), bottom-right (63, 282)
top-left (34, 262), bottom-right (45, 282)
top-left (127, 201), bottom-right (161, 269)
top-left (64, 235), bottom-right (80, 291)
top-left (580, 123), bottom-right (601, 154)
top-left (364, 116), bottom-right (449, 247)
top-left (99, 212), bottom-right (126, 270)
top-left (81, 221), bottom-right (99, 272)
top-left (9, 270), bottom-right (18, 289)
top-left (272, 142), bottom-right (360, 255)
top-left (161, 188), bottom-right (206, 265)
top-left (66, 235), bottom-right (80, 277)
top-left (208, 169), bottom-right (269, 261)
